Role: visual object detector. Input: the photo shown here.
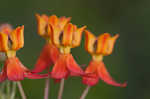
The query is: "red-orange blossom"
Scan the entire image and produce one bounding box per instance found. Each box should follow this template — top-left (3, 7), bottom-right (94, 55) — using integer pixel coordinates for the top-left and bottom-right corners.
top-left (82, 30), bottom-right (127, 87)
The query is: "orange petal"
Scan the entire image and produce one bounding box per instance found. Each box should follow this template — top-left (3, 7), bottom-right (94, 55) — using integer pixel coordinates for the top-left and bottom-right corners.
top-left (96, 33), bottom-right (110, 54)
top-left (47, 24), bottom-right (53, 39)
top-left (32, 44), bottom-right (53, 73)
top-left (58, 16), bottom-right (71, 29)
top-left (72, 26), bottom-right (86, 48)
top-left (82, 60), bottom-right (99, 86)
top-left (0, 32), bottom-right (9, 52)
top-left (62, 23), bottom-right (74, 46)
top-left (9, 26), bottom-right (24, 50)
top-left (25, 72), bottom-right (48, 79)
top-left (32, 43), bottom-right (59, 73)
top-left (82, 74), bottom-right (99, 86)
top-left (66, 54), bottom-right (84, 76)
top-left (105, 34), bottom-right (119, 55)
top-left (51, 54), bottom-right (69, 79)
top-left (52, 24), bottom-right (62, 47)
top-left (49, 43), bottom-right (60, 63)
top-left (84, 30), bottom-right (96, 54)
top-left (49, 15), bottom-right (58, 27)
top-left (97, 61), bottom-right (127, 87)
top-left (41, 14), bottom-right (49, 22)
top-left (35, 14), bottom-right (48, 36)
top-left (96, 33), bottom-right (119, 55)
top-left (6, 57), bottom-right (27, 81)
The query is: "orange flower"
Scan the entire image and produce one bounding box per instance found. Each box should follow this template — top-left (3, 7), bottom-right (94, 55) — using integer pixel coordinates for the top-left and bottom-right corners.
top-left (82, 30), bottom-right (126, 87)
top-left (32, 14), bottom-right (64, 73)
top-left (49, 20), bottom-right (86, 48)
top-left (0, 25), bottom-right (48, 82)
top-left (49, 20), bottom-right (86, 79)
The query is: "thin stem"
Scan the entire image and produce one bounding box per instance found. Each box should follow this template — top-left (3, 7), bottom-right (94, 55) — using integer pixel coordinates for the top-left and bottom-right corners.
top-left (80, 86), bottom-right (91, 99)
top-left (6, 81), bottom-right (10, 99)
top-left (57, 79), bottom-right (65, 99)
top-left (7, 81), bottom-right (10, 94)
top-left (44, 78), bottom-right (50, 99)
top-left (10, 82), bottom-right (17, 99)
top-left (17, 82), bottom-right (27, 99)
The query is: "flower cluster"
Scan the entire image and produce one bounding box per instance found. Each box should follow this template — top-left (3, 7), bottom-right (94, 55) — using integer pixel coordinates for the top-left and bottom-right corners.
top-left (31, 14), bottom-right (126, 87)
top-left (0, 14), bottom-right (126, 99)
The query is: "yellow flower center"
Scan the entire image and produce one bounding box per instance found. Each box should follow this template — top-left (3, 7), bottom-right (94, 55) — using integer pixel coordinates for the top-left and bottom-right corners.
top-left (92, 54), bottom-right (103, 61)
top-left (6, 50), bottom-right (16, 58)
top-left (60, 46), bottom-right (71, 54)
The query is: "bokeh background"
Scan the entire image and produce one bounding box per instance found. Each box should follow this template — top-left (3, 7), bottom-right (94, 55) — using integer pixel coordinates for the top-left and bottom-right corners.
top-left (0, 0), bottom-right (149, 99)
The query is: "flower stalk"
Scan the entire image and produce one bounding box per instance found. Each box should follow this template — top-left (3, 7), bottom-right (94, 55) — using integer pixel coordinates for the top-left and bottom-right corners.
top-left (57, 79), bottom-right (65, 99)
top-left (10, 82), bottom-right (17, 99)
top-left (80, 86), bottom-right (91, 99)
top-left (17, 81), bottom-right (27, 99)
top-left (44, 78), bottom-right (50, 99)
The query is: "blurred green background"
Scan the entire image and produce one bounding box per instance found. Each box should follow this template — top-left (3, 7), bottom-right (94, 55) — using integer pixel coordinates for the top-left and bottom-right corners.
top-left (0, 0), bottom-right (149, 99)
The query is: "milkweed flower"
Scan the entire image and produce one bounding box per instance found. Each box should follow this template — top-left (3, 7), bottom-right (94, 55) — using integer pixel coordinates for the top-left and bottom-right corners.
top-left (0, 25), bottom-right (48, 82)
top-left (31, 14), bottom-right (67, 73)
top-left (82, 30), bottom-right (126, 87)
top-left (48, 16), bottom-right (86, 79)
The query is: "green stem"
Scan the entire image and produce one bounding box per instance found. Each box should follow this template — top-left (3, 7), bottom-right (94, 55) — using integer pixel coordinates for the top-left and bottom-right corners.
top-left (6, 81), bottom-right (10, 98)
top-left (17, 82), bottom-right (27, 99)
top-left (80, 86), bottom-right (91, 99)
top-left (10, 82), bottom-right (17, 99)
top-left (57, 79), bottom-right (65, 99)
top-left (44, 78), bottom-right (50, 99)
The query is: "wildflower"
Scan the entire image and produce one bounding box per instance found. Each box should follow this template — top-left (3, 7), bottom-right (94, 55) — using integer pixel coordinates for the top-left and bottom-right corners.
top-left (82, 30), bottom-right (126, 87)
top-left (49, 17), bottom-right (86, 79)
top-left (0, 25), bottom-right (47, 82)
top-left (32, 14), bottom-right (62, 73)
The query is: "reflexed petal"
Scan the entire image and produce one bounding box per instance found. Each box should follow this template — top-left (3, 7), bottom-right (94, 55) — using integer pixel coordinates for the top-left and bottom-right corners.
top-left (32, 43), bottom-right (59, 73)
top-left (82, 60), bottom-right (99, 86)
top-left (84, 30), bottom-right (96, 54)
top-left (6, 57), bottom-right (26, 81)
top-left (49, 44), bottom-right (60, 63)
top-left (51, 54), bottom-right (69, 79)
top-left (32, 44), bottom-right (53, 73)
top-left (84, 61), bottom-right (98, 74)
top-left (25, 72), bottom-right (48, 79)
top-left (66, 54), bottom-right (84, 76)
top-left (82, 74), bottom-right (99, 86)
top-left (97, 61), bottom-right (127, 87)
